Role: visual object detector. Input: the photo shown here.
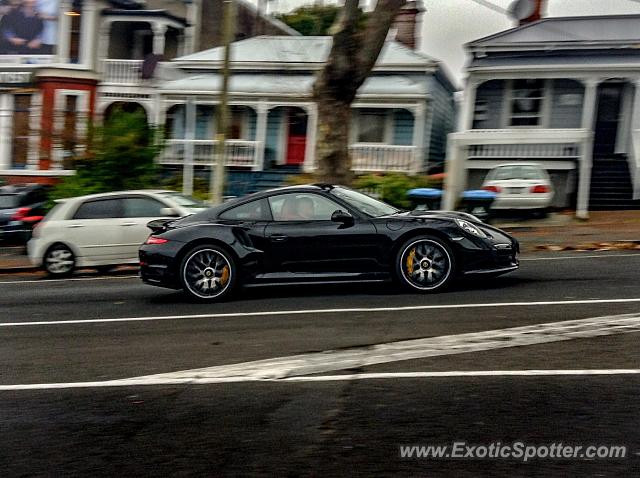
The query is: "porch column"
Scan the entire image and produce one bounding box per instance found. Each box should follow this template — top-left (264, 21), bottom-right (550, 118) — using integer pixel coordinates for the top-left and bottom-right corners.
top-left (254, 103), bottom-right (269, 171)
top-left (630, 79), bottom-right (640, 199)
top-left (459, 78), bottom-right (479, 132)
top-left (303, 103), bottom-right (318, 173)
top-left (183, 99), bottom-right (196, 196)
top-left (79, 0), bottom-right (98, 68)
top-left (0, 94), bottom-right (13, 171)
top-left (57, 0), bottom-right (72, 63)
top-left (152, 23), bottom-right (168, 56)
top-left (576, 78), bottom-right (599, 219)
top-left (97, 22), bottom-right (111, 72)
top-left (412, 102), bottom-right (427, 174)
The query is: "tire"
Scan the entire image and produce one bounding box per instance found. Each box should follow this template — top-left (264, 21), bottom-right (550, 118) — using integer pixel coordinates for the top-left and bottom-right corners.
top-left (396, 236), bottom-right (455, 292)
top-left (179, 244), bottom-right (237, 302)
top-left (44, 243), bottom-right (75, 277)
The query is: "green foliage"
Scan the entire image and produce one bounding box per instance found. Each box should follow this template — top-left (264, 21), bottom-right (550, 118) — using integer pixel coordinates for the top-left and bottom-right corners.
top-left (50, 109), bottom-right (163, 202)
top-left (277, 6), bottom-right (341, 36)
top-left (160, 173), bottom-right (210, 202)
top-left (354, 173), bottom-right (436, 209)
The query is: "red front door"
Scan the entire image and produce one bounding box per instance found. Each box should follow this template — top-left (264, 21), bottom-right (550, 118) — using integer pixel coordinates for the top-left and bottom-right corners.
top-left (285, 110), bottom-right (308, 165)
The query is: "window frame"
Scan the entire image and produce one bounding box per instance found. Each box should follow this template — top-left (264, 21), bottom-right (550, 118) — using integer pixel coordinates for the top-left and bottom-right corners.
top-left (506, 79), bottom-right (551, 129)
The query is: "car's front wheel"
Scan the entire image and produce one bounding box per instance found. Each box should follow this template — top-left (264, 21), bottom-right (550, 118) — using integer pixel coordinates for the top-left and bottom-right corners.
top-left (44, 243), bottom-right (75, 277)
top-left (396, 236), bottom-right (455, 292)
top-left (180, 245), bottom-right (237, 301)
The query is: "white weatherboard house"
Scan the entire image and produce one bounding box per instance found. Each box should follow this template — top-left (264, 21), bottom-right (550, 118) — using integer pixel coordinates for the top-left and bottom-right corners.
top-left (144, 36), bottom-right (456, 194)
top-left (444, 15), bottom-right (640, 217)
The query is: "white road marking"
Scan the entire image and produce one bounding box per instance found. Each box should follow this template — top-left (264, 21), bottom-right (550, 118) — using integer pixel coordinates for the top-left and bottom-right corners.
top-left (2, 313), bottom-right (640, 391)
top-left (2, 298), bottom-right (640, 328)
top-left (0, 275), bottom-right (138, 285)
top-left (126, 313), bottom-right (640, 381)
top-left (1, 370), bottom-right (640, 391)
top-left (521, 253), bottom-right (640, 261)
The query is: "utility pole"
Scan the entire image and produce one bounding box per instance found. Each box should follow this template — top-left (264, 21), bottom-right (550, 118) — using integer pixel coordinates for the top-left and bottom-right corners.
top-left (210, 0), bottom-right (236, 204)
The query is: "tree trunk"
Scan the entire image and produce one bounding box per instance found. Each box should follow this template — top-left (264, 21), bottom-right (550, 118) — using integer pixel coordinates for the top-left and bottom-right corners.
top-left (312, 0), bottom-right (407, 184)
top-left (316, 99), bottom-right (352, 184)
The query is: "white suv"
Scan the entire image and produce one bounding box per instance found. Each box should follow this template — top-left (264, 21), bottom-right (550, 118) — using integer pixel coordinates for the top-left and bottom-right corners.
top-left (28, 190), bottom-right (207, 276)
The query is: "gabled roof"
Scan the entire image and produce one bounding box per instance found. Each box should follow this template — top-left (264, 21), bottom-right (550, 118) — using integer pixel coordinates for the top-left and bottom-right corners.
top-left (174, 36), bottom-right (438, 68)
top-left (468, 14), bottom-right (640, 49)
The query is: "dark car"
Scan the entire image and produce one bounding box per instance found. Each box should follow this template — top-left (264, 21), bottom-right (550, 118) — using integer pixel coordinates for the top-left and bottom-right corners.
top-left (139, 184), bottom-right (519, 301)
top-left (0, 184), bottom-right (49, 244)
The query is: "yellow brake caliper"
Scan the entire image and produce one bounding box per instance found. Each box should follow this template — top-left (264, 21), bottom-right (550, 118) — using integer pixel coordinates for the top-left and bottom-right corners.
top-left (220, 265), bottom-right (230, 286)
top-left (406, 249), bottom-right (416, 275)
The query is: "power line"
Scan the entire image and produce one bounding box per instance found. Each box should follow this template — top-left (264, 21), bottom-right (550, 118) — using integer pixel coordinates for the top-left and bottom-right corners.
top-left (467, 0), bottom-right (509, 15)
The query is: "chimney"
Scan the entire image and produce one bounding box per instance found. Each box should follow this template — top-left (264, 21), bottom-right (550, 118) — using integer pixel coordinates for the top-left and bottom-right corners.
top-left (519, 0), bottom-right (546, 26)
top-left (393, 1), bottom-right (425, 50)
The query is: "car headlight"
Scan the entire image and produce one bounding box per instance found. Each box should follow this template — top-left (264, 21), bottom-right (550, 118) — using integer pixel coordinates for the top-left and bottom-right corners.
top-left (456, 219), bottom-right (487, 238)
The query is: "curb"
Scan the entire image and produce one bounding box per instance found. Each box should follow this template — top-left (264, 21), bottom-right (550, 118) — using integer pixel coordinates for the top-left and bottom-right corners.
top-left (0, 264), bottom-right (38, 273)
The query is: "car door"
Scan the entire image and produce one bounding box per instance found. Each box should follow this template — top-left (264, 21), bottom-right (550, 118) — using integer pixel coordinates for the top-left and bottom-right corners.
top-left (120, 195), bottom-right (173, 260)
top-left (263, 192), bottom-right (379, 276)
top-left (65, 197), bottom-right (125, 263)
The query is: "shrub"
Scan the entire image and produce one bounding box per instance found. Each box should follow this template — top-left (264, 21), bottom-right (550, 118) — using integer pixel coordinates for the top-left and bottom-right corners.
top-left (353, 173), bottom-right (436, 209)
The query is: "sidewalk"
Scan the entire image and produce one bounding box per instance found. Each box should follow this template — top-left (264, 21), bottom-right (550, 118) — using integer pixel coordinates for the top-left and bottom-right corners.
top-left (495, 211), bottom-right (640, 252)
top-left (1, 211), bottom-right (638, 272)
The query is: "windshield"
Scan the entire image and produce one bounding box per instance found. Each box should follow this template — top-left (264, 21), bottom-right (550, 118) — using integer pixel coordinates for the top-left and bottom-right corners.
top-left (0, 194), bottom-right (19, 209)
top-left (158, 192), bottom-right (208, 210)
top-left (489, 166), bottom-right (546, 181)
top-left (330, 187), bottom-right (398, 217)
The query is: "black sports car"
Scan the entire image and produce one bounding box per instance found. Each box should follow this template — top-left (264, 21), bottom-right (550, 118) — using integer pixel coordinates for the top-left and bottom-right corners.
top-left (139, 184), bottom-right (519, 301)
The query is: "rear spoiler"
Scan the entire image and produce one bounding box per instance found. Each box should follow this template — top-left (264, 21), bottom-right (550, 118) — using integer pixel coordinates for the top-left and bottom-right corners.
top-left (146, 218), bottom-right (176, 234)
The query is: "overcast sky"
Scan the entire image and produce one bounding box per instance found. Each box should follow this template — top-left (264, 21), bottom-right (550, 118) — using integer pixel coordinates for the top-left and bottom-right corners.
top-left (258, 0), bottom-right (640, 87)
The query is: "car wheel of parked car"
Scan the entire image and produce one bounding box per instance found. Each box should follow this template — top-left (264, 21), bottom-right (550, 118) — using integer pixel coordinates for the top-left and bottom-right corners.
top-left (396, 236), bottom-right (455, 292)
top-left (44, 243), bottom-right (75, 277)
top-left (180, 245), bottom-right (237, 301)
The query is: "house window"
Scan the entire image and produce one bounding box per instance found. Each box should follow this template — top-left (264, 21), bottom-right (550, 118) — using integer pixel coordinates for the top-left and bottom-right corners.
top-left (12, 94), bottom-right (31, 169)
top-left (62, 95), bottom-right (78, 169)
top-left (357, 109), bottom-right (388, 143)
top-left (510, 79), bottom-right (545, 127)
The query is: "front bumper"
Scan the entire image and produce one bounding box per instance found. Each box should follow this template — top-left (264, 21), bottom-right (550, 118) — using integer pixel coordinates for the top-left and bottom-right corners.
top-left (454, 226), bottom-right (520, 276)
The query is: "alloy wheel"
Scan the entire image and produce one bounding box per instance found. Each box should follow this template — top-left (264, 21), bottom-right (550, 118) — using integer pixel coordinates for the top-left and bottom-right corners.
top-left (399, 239), bottom-right (452, 291)
top-left (182, 248), bottom-right (233, 300)
top-left (45, 245), bottom-right (75, 276)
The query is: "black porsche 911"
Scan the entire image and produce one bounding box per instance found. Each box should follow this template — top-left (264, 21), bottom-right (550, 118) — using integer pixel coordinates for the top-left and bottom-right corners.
top-left (139, 184), bottom-right (519, 301)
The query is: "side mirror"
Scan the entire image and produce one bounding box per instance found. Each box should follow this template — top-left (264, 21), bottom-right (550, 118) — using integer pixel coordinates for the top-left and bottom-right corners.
top-left (331, 210), bottom-right (354, 225)
top-left (160, 207), bottom-right (180, 217)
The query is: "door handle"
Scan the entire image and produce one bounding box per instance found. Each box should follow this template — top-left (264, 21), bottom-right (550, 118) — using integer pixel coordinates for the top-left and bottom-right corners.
top-left (270, 234), bottom-right (288, 243)
top-left (121, 222), bottom-right (138, 227)
top-left (67, 224), bottom-right (85, 228)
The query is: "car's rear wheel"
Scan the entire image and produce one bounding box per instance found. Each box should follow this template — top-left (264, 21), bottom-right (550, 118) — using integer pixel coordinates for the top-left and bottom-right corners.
top-left (180, 245), bottom-right (236, 302)
top-left (396, 236), bottom-right (455, 292)
top-left (44, 244), bottom-right (75, 277)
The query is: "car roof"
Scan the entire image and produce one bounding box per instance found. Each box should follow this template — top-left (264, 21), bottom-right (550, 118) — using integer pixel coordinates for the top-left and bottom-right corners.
top-left (62, 189), bottom-right (178, 202)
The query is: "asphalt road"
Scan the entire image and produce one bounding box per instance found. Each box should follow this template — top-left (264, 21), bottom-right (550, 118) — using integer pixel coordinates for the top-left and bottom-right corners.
top-left (2, 251), bottom-right (640, 477)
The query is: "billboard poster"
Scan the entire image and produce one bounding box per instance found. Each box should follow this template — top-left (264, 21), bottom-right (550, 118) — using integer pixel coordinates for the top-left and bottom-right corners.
top-left (0, 0), bottom-right (59, 56)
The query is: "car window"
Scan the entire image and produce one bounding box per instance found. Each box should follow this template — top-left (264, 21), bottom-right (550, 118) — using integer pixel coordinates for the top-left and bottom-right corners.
top-left (123, 197), bottom-right (166, 218)
top-left (0, 194), bottom-right (18, 209)
top-left (219, 199), bottom-right (269, 221)
top-left (73, 199), bottom-right (122, 219)
top-left (268, 193), bottom-right (343, 222)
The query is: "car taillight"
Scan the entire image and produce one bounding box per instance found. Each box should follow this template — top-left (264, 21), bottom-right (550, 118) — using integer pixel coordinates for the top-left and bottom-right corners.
top-left (11, 207), bottom-right (30, 221)
top-left (483, 185), bottom-right (501, 193)
top-left (530, 185), bottom-right (550, 194)
top-left (145, 236), bottom-right (169, 245)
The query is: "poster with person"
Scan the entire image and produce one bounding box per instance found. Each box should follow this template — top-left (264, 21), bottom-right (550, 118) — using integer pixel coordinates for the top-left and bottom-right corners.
top-left (0, 0), bottom-right (59, 55)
